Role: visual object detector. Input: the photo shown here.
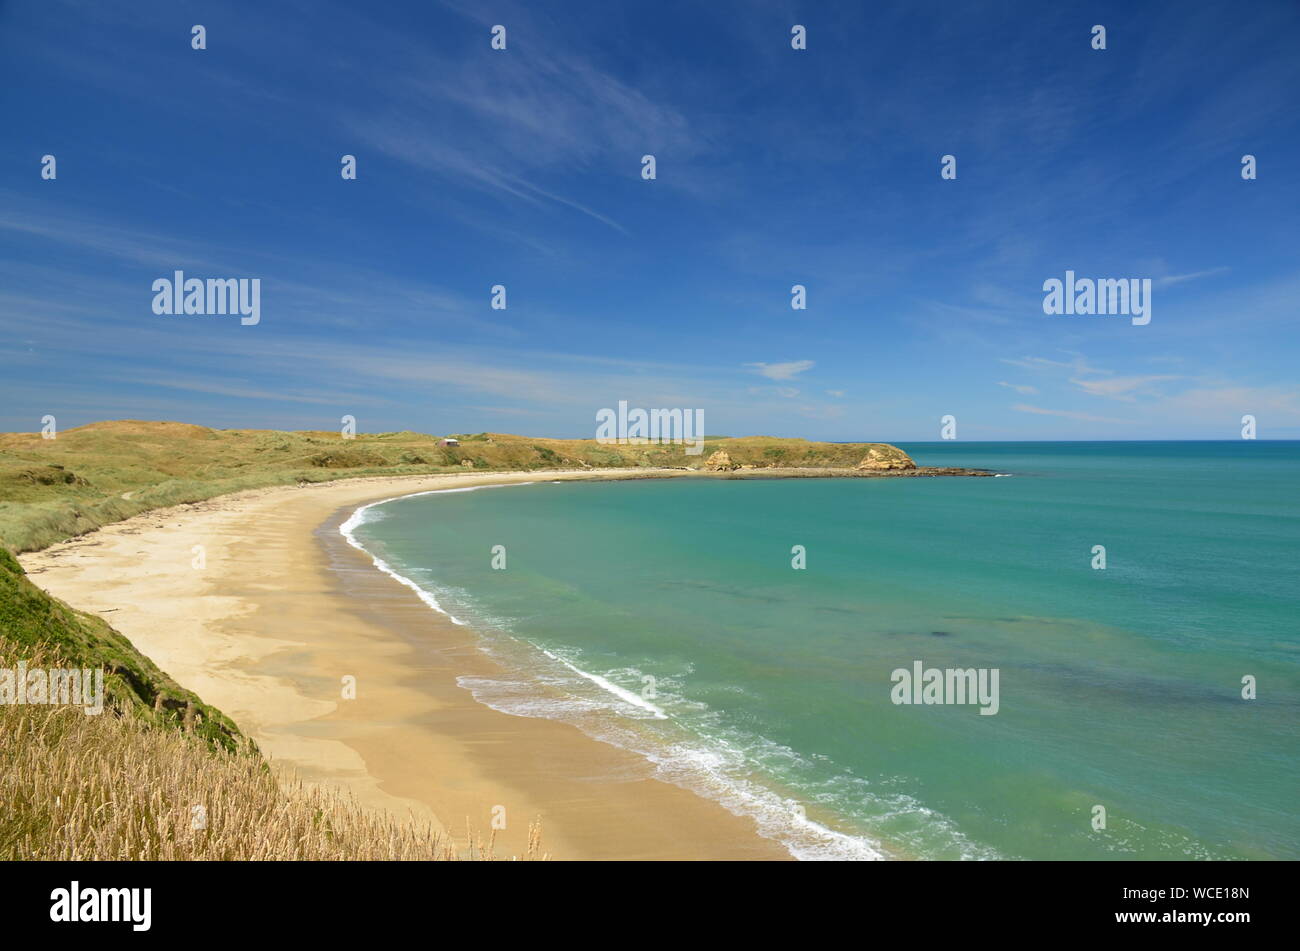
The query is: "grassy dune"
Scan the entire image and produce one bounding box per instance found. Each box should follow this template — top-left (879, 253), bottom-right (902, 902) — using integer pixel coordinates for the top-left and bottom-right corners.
top-left (1, 650), bottom-right (540, 860)
top-left (0, 420), bottom-right (917, 552)
top-left (0, 546), bottom-right (239, 752)
top-left (0, 554), bottom-right (540, 860)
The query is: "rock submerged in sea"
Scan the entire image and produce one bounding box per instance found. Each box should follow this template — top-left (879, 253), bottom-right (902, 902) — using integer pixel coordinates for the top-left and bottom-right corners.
top-left (856, 446), bottom-right (916, 470)
top-left (704, 450), bottom-right (739, 471)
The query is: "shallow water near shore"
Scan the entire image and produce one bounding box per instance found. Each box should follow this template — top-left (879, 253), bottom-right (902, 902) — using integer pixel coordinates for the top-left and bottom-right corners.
top-left (344, 442), bottom-right (1300, 860)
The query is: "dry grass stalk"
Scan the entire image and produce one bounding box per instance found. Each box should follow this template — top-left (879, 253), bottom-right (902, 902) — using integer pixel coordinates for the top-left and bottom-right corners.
top-left (1, 647), bottom-right (547, 861)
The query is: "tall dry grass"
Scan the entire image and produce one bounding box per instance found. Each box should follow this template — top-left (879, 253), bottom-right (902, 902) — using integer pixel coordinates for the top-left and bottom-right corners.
top-left (1, 649), bottom-right (546, 861)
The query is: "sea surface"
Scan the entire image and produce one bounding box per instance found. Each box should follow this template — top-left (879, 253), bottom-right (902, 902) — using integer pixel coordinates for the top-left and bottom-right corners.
top-left (342, 442), bottom-right (1300, 860)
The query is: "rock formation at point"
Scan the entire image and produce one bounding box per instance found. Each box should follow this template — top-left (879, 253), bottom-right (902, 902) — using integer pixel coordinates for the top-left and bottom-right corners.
top-left (704, 450), bottom-right (738, 471)
top-left (856, 446), bottom-right (917, 470)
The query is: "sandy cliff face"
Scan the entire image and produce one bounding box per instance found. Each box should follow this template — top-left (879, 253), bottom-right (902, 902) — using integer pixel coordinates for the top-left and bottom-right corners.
top-left (704, 450), bottom-right (738, 471)
top-left (855, 446), bottom-right (917, 470)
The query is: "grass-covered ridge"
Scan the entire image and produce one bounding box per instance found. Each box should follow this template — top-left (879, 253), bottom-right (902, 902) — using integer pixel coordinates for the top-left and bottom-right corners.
top-left (0, 648), bottom-right (538, 860)
top-left (0, 545), bottom-right (241, 751)
top-left (0, 420), bottom-right (919, 552)
top-left (0, 547), bottom-right (541, 860)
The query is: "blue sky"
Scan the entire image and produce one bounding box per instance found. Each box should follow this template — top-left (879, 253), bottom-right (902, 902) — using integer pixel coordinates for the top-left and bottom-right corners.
top-left (2, 0), bottom-right (1298, 440)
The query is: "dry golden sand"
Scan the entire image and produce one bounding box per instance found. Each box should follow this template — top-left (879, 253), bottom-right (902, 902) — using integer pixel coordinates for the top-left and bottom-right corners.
top-left (19, 469), bottom-right (791, 860)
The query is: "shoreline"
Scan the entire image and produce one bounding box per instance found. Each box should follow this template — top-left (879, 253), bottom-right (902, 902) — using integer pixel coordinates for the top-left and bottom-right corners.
top-left (335, 478), bottom-right (898, 860)
top-left (19, 468), bottom-right (823, 859)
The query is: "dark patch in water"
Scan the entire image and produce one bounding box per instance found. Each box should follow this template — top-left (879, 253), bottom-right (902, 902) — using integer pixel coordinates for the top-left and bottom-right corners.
top-left (930, 630), bottom-right (951, 637)
top-left (659, 579), bottom-right (786, 604)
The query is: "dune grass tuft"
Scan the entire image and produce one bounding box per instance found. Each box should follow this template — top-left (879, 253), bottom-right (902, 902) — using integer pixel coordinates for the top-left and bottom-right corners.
top-left (0, 646), bottom-right (546, 861)
top-left (0, 552), bottom-right (547, 860)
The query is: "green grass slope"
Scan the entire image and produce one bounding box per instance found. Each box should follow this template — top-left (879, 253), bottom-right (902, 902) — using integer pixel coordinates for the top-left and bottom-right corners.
top-left (0, 546), bottom-right (241, 752)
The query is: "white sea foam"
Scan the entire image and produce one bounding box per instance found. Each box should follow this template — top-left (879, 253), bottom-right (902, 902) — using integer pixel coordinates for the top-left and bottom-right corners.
top-left (341, 481), bottom-right (991, 862)
top-left (450, 652), bottom-right (965, 861)
top-left (535, 648), bottom-right (668, 719)
top-left (339, 482), bottom-right (537, 627)
top-left (455, 669), bottom-right (897, 860)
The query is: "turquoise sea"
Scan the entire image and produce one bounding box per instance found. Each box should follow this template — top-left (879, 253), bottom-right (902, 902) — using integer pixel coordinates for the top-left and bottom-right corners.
top-left (343, 442), bottom-right (1300, 860)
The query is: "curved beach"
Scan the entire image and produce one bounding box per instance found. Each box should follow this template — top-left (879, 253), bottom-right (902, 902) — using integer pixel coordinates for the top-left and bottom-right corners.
top-left (18, 469), bottom-right (793, 860)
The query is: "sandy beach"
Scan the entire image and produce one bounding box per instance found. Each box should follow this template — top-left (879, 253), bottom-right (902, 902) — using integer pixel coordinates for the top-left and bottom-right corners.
top-left (18, 469), bottom-right (792, 860)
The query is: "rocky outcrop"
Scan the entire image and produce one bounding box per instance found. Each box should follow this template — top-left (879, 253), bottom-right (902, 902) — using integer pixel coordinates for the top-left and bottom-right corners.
top-left (704, 450), bottom-right (738, 471)
top-left (856, 446), bottom-right (916, 471)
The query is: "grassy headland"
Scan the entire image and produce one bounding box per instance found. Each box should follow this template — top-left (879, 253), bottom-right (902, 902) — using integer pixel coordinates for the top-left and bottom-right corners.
top-left (0, 420), bottom-right (969, 553)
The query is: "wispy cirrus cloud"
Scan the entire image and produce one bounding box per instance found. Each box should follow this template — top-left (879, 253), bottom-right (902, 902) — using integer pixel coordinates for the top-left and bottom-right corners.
top-left (1012, 404), bottom-right (1133, 424)
top-left (349, 125), bottom-right (633, 234)
top-left (1155, 267), bottom-right (1229, 287)
top-left (1068, 374), bottom-right (1182, 401)
top-left (335, 2), bottom-right (708, 235)
top-left (997, 380), bottom-right (1038, 395)
top-left (745, 360), bottom-right (814, 381)
top-left (1000, 353), bottom-right (1113, 377)
top-left (1153, 385), bottom-right (1300, 422)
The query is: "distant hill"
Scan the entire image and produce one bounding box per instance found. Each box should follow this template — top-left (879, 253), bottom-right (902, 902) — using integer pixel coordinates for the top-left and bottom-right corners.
top-left (0, 420), bottom-right (916, 552)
